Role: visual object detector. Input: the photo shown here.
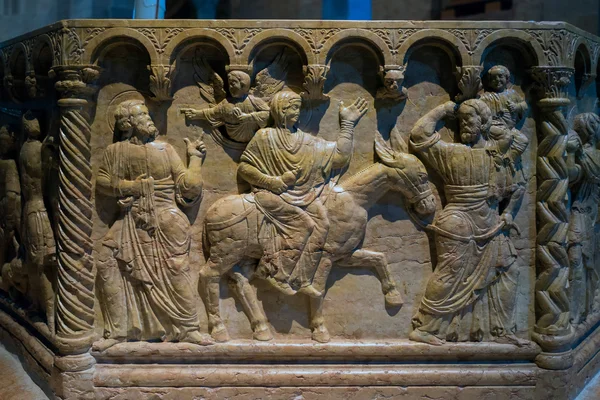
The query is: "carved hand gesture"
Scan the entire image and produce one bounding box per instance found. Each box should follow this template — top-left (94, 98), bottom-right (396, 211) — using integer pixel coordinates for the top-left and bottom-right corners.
top-left (184, 138), bottom-right (207, 159)
top-left (443, 101), bottom-right (457, 118)
top-left (270, 177), bottom-right (288, 194)
top-left (232, 107), bottom-right (252, 124)
top-left (180, 108), bottom-right (203, 120)
top-left (281, 168), bottom-right (300, 186)
top-left (339, 97), bottom-right (369, 125)
top-left (507, 101), bottom-right (516, 113)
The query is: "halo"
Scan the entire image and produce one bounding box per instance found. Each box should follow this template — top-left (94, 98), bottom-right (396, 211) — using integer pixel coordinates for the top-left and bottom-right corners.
top-left (105, 90), bottom-right (147, 133)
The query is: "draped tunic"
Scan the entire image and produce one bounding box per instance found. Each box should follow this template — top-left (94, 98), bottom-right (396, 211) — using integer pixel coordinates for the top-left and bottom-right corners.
top-left (200, 96), bottom-right (269, 143)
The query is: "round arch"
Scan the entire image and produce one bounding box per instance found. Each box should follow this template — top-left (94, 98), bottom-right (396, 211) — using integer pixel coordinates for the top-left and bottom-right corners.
top-left (398, 30), bottom-right (466, 67)
top-left (474, 30), bottom-right (544, 67)
top-left (165, 28), bottom-right (236, 65)
top-left (241, 29), bottom-right (314, 66)
top-left (84, 28), bottom-right (159, 65)
top-left (319, 29), bottom-right (392, 66)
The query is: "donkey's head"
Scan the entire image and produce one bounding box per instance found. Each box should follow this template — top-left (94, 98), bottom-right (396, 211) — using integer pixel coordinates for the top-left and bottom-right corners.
top-left (375, 134), bottom-right (436, 217)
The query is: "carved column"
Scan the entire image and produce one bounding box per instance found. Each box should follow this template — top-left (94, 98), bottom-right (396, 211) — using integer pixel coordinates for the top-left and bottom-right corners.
top-left (455, 65), bottom-right (483, 102)
top-left (302, 64), bottom-right (329, 101)
top-left (531, 66), bottom-right (575, 368)
top-left (50, 65), bottom-right (100, 355)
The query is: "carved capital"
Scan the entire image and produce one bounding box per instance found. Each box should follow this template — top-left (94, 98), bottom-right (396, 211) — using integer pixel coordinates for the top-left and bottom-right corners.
top-left (148, 64), bottom-right (173, 102)
top-left (51, 65), bottom-right (101, 106)
top-left (530, 66), bottom-right (573, 106)
top-left (301, 64), bottom-right (329, 101)
top-left (455, 65), bottom-right (482, 102)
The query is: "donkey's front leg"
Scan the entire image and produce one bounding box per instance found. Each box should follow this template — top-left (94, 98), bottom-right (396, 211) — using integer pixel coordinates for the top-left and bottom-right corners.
top-left (337, 249), bottom-right (403, 307)
top-left (227, 261), bottom-right (273, 341)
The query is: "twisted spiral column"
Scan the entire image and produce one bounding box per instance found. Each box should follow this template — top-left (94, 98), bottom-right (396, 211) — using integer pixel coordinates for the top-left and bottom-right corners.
top-left (531, 66), bottom-right (575, 358)
top-left (51, 66), bottom-right (100, 355)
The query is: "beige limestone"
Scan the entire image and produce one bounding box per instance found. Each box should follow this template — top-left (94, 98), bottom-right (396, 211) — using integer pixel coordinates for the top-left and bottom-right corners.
top-left (0, 18), bottom-right (598, 399)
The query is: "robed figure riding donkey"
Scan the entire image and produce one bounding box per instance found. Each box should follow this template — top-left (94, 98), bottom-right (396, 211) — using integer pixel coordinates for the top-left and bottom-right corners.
top-left (199, 90), bottom-right (436, 343)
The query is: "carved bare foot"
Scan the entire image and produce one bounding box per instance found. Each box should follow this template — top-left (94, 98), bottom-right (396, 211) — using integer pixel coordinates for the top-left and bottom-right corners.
top-left (384, 288), bottom-right (404, 307)
top-left (311, 324), bottom-right (331, 343)
top-left (265, 276), bottom-right (297, 296)
top-left (182, 330), bottom-right (214, 346)
top-left (298, 283), bottom-right (322, 298)
top-left (253, 322), bottom-right (273, 341)
top-left (92, 337), bottom-right (125, 352)
top-left (210, 322), bottom-right (230, 343)
top-left (409, 329), bottom-right (445, 346)
top-left (494, 334), bottom-right (529, 347)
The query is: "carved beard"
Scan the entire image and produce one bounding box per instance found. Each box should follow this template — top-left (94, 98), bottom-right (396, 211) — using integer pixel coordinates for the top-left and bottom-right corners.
top-left (135, 121), bottom-right (158, 142)
top-left (460, 128), bottom-right (480, 144)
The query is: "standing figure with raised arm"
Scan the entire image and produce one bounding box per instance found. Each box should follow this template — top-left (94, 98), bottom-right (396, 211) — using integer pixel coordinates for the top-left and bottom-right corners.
top-left (19, 112), bottom-right (57, 333)
top-left (567, 113), bottom-right (600, 324)
top-left (409, 99), bottom-right (525, 346)
top-left (236, 91), bottom-right (368, 298)
top-left (94, 99), bottom-right (212, 351)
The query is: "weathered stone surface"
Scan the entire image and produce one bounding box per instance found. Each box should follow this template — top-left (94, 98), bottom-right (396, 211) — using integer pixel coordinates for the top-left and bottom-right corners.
top-left (0, 18), bottom-right (599, 399)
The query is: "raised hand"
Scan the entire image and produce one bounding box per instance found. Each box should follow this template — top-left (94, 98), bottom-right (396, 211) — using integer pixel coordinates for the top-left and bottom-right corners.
top-left (180, 108), bottom-right (202, 120)
top-left (339, 97), bottom-right (369, 125)
top-left (184, 137), bottom-right (207, 159)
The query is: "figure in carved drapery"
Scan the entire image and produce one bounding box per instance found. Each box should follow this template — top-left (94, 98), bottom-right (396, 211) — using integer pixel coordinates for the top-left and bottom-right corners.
top-left (480, 65), bottom-right (529, 178)
top-left (237, 91), bottom-right (368, 298)
top-left (0, 126), bottom-right (20, 269)
top-left (181, 50), bottom-right (291, 144)
top-left (567, 113), bottom-right (600, 325)
top-left (0, 125), bottom-right (23, 299)
top-left (94, 99), bottom-right (212, 351)
top-left (409, 99), bottom-right (526, 346)
top-left (19, 112), bottom-right (57, 334)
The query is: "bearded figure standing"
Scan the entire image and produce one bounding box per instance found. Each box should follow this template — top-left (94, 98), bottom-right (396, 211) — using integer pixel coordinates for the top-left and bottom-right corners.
top-left (409, 99), bottom-right (525, 346)
top-left (94, 99), bottom-right (211, 351)
top-left (237, 91), bottom-right (367, 298)
top-left (567, 113), bottom-right (600, 324)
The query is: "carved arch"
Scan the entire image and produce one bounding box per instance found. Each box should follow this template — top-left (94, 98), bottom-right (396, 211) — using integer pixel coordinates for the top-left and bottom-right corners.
top-left (398, 30), bottom-right (466, 67)
top-left (31, 34), bottom-right (55, 73)
top-left (165, 29), bottom-right (236, 64)
top-left (570, 37), bottom-right (592, 70)
top-left (474, 30), bottom-right (544, 67)
top-left (9, 42), bottom-right (29, 75)
top-left (319, 29), bottom-right (392, 66)
top-left (242, 29), bottom-right (314, 65)
top-left (83, 28), bottom-right (159, 65)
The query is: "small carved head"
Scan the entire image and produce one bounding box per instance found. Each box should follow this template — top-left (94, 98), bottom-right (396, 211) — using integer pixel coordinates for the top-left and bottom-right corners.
top-left (0, 125), bottom-right (15, 157)
top-left (271, 91), bottom-right (302, 130)
top-left (573, 112), bottom-right (600, 145)
top-left (486, 65), bottom-right (511, 93)
top-left (457, 99), bottom-right (492, 145)
top-left (22, 110), bottom-right (41, 140)
top-left (24, 74), bottom-right (37, 99)
top-left (383, 69), bottom-right (405, 92)
top-left (227, 70), bottom-right (251, 98)
top-left (115, 99), bottom-right (158, 142)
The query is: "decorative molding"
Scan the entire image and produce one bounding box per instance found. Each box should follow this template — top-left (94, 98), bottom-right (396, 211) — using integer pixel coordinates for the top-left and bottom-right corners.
top-left (301, 64), bottom-right (329, 101)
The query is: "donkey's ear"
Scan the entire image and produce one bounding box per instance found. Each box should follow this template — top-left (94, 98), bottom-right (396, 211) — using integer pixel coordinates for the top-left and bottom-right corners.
top-left (374, 132), bottom-right (396, 166)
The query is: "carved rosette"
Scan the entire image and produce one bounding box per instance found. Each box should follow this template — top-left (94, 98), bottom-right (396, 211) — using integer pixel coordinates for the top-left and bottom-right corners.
top-left (301, 64), bottom-right (329, 101)
top-left (148, 64), bottom-right (173, 101)
top-left (531, 66), bottom-right (575, 353)
top-left (455, 66), bottom-right (483, 102)
top-left (50, 65), bottom-right (100, 354)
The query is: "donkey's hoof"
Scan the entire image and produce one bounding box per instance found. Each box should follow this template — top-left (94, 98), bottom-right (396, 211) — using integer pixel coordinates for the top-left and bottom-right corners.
top-left (210, 324), bottom-right (230, 343)
top-left (311, 326), bottom-right (331, 343)
top-left (385, 289), bottom-right (404, 307)
top-left (253, 326), bottom-right (273, 341)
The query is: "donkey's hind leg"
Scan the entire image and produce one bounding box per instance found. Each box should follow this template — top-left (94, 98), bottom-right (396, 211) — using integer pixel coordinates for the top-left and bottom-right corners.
top-left (227, 261), bottom-right (273, 341)
top-left (337, 249), bottom-right (403, 307)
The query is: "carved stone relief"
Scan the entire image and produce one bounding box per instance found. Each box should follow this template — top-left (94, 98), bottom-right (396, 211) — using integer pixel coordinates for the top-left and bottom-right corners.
top-left (2, 19), bottom-right (600, 400)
